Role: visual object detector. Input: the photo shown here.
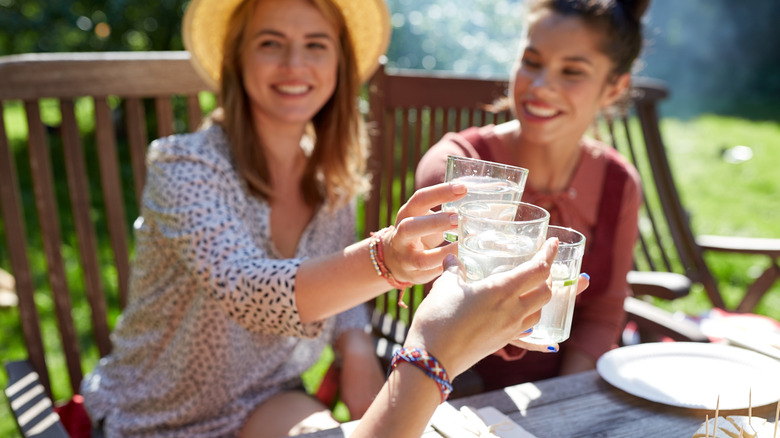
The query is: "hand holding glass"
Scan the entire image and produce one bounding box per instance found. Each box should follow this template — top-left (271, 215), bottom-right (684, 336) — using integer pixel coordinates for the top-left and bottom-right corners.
top-left (524, 226), bottom-right (586, 345)
top-left (457, 201), bottom-right (549, 282)
top-left (442, 155), bottom-right (529, 242)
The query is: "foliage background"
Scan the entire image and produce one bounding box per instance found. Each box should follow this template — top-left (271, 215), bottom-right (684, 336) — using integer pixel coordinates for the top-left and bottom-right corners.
top-left (2, 0), bottom-right (779, 119)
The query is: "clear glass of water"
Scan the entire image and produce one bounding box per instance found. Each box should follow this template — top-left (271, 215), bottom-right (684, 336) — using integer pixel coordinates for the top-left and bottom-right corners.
top-left (457, 200), bottom-right (549, 282)
top-left (524, 225), bottom-right (586, 345)
top-left (442, 155), bottom-right (529, 242)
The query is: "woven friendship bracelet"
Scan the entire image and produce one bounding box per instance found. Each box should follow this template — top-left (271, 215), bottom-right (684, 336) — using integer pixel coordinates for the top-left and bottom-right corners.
top-left (390, 347), bottom-right (453, 403)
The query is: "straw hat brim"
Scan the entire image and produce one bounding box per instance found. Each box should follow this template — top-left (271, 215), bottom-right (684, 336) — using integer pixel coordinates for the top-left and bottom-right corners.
top-left (183, 0), bottom-right (391, 91)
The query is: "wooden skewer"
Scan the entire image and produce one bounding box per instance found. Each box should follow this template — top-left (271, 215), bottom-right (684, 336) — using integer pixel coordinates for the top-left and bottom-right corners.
top-left (713, 395), bottom-right (720, 437)
top-left (749, 387), bottom-right (752, 426)
top-left (773, 399), bottom-right (778, 438)
top-left (706, 414), bottom-right (709, 438)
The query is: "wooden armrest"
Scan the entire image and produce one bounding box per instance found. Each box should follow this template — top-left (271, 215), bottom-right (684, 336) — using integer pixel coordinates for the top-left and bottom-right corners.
top-left (696, 235), bottom-right (780, 258)
top-left (627, 270), bottom-right (692, 300)
top-left (4, 360), bottom-right (69, 438)
top-left (624, 297), bottom-right (709, 343)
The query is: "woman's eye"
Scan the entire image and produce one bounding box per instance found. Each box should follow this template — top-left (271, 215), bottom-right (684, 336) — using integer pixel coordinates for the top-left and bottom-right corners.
top-left (259, 40), bottom-right (281, 49)
top-left (307, 42), bottom-right (327, 50)
top-left (563, 69), bottom-right (585, 77)
top-left (522, 58), bottom-right (541, 69)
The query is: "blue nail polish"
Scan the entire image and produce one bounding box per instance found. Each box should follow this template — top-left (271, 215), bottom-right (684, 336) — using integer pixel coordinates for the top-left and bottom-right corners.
top-left (523, 328), bottom-right (533, 334)
top-left (547, 346), bottom-right (558, 352)
top-left (580, 273), bottom-right (590, 280)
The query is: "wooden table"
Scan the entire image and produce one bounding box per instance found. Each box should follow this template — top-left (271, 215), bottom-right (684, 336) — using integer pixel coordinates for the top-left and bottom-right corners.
top-left (301, 369), bottom-right (778, 437)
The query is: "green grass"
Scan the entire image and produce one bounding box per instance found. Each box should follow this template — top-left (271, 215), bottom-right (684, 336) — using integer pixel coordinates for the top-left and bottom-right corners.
top-left (2, 110), bottom-right (779, 436)
top-left (651, 115), bottom-right (780, 318)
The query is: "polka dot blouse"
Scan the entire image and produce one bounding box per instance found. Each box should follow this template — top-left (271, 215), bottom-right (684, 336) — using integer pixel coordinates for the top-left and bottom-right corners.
top-left (81, 125), bottom-right (368, 437)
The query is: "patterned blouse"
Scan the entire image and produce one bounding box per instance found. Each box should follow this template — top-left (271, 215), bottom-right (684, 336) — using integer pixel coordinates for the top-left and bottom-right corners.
top-left (81, 125), bottom-right (368, 437)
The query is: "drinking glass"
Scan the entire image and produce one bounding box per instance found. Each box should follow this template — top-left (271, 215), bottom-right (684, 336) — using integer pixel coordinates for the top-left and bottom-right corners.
top-left (457, 200), bottom-right (549, 282)
top-left (442, 155), bottom-right (529, 242)
top-left (524, 225), bottom-right (586, 345)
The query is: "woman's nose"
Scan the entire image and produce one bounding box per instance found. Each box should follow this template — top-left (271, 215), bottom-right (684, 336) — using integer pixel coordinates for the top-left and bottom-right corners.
top-left (530, 69), bottom-right (554, 91)
top-left (282, 46), bottom-right (304, 68)
top-left (528, 69), bottom-right (557, 98)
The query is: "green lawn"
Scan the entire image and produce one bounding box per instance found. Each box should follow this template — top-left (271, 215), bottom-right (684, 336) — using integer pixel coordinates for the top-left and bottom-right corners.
top-left (2, 112), bottom-right (779, 436)
top-left (651, 115), bottom-right (780, 319)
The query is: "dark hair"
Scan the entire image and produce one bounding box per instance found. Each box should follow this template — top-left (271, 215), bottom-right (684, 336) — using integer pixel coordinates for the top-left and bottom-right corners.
top-left (528, 0), bottom-right (650, 76)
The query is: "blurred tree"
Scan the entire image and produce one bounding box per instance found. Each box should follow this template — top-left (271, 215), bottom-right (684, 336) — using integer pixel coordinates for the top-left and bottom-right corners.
top-left (385, 0), bottom-right (524, 78)
top-left (0, 0), bottom-right (188, 55)
top-left (1, 0), bottom-right (777, 117)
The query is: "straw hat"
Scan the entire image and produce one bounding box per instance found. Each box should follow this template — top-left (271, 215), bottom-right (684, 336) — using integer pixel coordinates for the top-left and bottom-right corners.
top-left (183, 0), bottom-right (391, 90)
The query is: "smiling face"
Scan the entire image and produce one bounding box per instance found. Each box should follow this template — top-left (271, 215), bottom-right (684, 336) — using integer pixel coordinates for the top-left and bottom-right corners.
top-left (240, 0), bottom-right (340, 129)
top-left (510, 9), bottom-right (629, 147)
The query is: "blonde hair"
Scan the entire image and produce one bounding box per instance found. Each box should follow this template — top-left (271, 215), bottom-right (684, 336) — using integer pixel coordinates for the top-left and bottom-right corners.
top-left (210, 0), bottom-right (369, 210)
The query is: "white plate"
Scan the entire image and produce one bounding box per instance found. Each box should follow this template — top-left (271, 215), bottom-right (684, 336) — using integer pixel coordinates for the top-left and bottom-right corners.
top-left (596, 342), bottom-right (780, 409)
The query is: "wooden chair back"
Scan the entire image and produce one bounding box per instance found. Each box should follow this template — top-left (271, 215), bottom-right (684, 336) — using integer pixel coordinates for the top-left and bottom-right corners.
top-left (597, 80), bottom-right (726, 307)
top-left (0, 51), bottom-right (212, 410)
top-left (363, 67), bottom-right (512, 358)
top-left (363, 65), bottom-right (730, 350)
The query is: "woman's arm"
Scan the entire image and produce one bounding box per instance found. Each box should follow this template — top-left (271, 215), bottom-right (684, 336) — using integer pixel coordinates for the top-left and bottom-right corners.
top-left (353, 239), bottom-right (570, 438)
top-left (295, 182), bottom-right (466, 323)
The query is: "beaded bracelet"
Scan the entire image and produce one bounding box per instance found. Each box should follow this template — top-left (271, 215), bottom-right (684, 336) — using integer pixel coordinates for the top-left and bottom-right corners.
top-left (390, 347), bottom-right (453, 403)
top-left (368, 227), bottom-right (413, 307)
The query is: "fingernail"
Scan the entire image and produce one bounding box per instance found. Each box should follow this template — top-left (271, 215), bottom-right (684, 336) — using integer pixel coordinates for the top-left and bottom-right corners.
top-left (547, 346), bottom-right (558, 352)
top-left (523, 328), bottom-right (533, 334)
top-left (451, 182), bottom-right (467, 194)
top-left (580, 273), bottom-right (590, 280)
top-left (449, 213), bottom-right (459, 225)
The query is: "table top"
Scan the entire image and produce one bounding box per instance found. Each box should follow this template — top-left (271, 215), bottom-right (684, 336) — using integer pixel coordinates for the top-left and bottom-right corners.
top-left (301, 369), bottom-right (778, 438)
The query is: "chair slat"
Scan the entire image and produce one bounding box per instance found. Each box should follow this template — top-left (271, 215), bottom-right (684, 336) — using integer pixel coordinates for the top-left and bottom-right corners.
top-left (94, 98), bottom-right (130, 309)
top-left (125, 98), bottom-right (148, 206)
top-left (399, 108), bottom-right (410, 204)
top-left (59, 98), bottom-right (112, 358)
top-left (0, 102), bottom-right (51, 398)
top-left (25, 100), bottom-right (83, 396)
top-left (154, 97), bottom-right (175, 138)
top-left (413, 109), bottom-right (424, 177)
top-left (382, 110), bottom-right (395, 227)
top-left (187, 94), bottom-right (203, 132)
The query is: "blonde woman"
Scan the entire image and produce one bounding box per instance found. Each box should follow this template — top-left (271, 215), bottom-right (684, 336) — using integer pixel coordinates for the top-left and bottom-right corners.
top-left (81, 0), bottom-right (467, 436)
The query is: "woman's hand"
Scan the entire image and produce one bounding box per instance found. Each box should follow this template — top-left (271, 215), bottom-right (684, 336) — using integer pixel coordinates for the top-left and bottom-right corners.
top-left (335, 330), bottom-right (385, 419)
top-left (381, 182), bottom-right (466, 285)
top-left (403, 238), bottom-right (559, 378)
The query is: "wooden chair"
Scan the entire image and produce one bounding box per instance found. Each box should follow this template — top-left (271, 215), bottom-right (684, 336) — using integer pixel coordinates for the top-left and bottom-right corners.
top-left (363, 67), bottom-right (514, 368)
top-left (0, 51), bottom-right (212, 437)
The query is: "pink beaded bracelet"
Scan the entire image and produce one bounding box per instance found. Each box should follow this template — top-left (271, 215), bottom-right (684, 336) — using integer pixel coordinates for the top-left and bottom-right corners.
top-left (390, 347), bottom-right (453, 403)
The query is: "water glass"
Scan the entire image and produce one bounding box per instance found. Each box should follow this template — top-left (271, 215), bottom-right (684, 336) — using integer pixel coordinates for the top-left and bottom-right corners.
top-left (457, 200), bottom-right (549, 282)
top-left (525, 225), bottom-right (586, 345)
top-left (442, 155), bottom-right (529, 242)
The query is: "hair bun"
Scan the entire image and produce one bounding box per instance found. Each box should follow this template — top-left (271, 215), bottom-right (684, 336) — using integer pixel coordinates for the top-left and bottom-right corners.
top-left (617, 0), bottom-right (650, 22)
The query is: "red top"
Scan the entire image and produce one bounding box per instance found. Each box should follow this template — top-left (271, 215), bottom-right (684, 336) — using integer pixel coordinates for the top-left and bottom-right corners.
top-left (415, 125), bottom-right (642, 389)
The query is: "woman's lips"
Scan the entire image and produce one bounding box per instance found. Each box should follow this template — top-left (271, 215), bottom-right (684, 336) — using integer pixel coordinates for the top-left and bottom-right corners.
top-left (274, 84), bottom-right (310, 95)
top-left (523, 101), bottom-right (560, 119)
